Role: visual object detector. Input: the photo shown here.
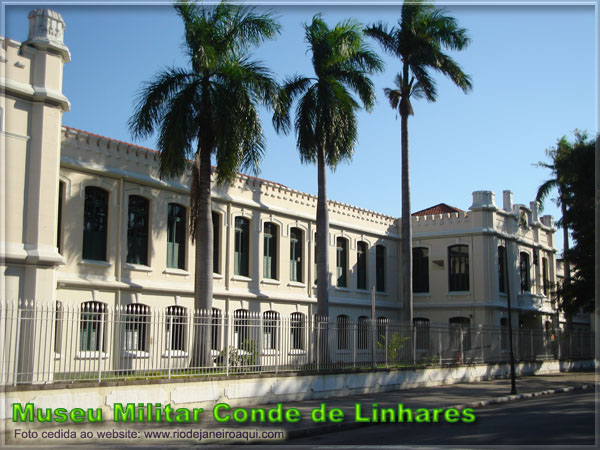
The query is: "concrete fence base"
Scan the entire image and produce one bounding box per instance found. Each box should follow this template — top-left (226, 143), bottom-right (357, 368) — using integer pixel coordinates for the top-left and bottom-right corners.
top-left (1, 359), bottom-right (595, 423)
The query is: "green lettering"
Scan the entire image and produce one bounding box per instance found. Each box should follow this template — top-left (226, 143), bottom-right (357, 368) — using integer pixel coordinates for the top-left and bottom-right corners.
top-left (114, 403), bottom-right (135, 422)
top-left (415, 408), bottom-right (431, 423)
top-left (461, 408), bottom-right (476, 423)
top-left (70, 408), bottom-right (85, 423)
top-left (329, 408), bottom-right (344, 423)
top-left (174, 408), bottom-right (190, 423)
top-left (54, 408), bottom-right (68, 423)
top-left (12, 403), bottom-right (34, 422)
top-left (354, 404), bottom-right (370, 422)
top-left (213, 403), bottom-right (230, 423)
top-left (444, 408), bottom-right (459, 423)
top-left (285, 408), bottom-right (301, 423)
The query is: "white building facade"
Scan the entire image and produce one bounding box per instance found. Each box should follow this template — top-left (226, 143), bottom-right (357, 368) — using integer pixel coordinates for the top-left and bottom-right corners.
top-left (1, 11), bottom-right (565, 381)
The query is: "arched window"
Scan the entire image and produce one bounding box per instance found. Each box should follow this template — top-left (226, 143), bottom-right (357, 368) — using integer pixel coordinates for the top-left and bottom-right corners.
top-left (167, 203), bottom-right (186, 269)
top-left (127, 195), bottom-right (149, 265)
top-left (413, 247), bottom-right (429, 293)
top-left (413, 318), bottom-right (430, 351)
top-left (263, 223), bottom-right (278, 280)
top-left (80, 301), bottom-right (107, 352)
top-left (448, 245), bottom-right (469, 291)
top-left (336, 238), bottom-right (348, 288)
top-left (211, 308), bottom-right (221, 351)
top-left (357, 316), bottom-right (369, 350)
top-left (498, 246), bottom-right (506, 293)
top-left (519, 252), bottom-right (530, 293)
top-left (290, 312), bottom-right (305, 350)
top-left (233, 309), bottom-right (249, 350)
top-left (234, 217), bottom-right (250, 277)
top-left (377, 317), bottom-right (389, 347)
top-left (124, 303), bottom-right (150, 352)
top-left (263, 311), bottom-right (279, 350)
top-left (337, 315), bottom-right (350, 350)
top-left (166, 306), bottom-right (187, 351)
top-left (356, 241), bottom-right (368, 290)
top-left (449, 317), bottom-right (471, 351)
top-left (376, 245), bottom-right (386, 292)
top-left (82, 187), bottom-right (108, 261)
top-left (290, 228), bottom-right (303, 283)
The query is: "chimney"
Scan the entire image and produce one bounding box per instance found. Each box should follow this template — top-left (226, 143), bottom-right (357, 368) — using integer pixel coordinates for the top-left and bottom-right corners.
top-left (469, 191), bottom-right (496, 210)
top-left (503, 190), bottom-right (513, 212)
top-left (529, 201), bottom-right (539, 223)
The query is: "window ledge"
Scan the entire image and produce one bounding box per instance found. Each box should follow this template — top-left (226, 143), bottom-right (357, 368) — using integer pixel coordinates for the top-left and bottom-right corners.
top-left (261, 279), bottom-right (280, 286)
top-left (161, 350), bottom-right (188, 358)
top-left (213, 273), bottom-right (223, 279)
top-left (335, 287), bottom-right (351, 292)
top-left (163, 268), bottom-right (190, 276)
top-left (122, 350), bottom-right (150, 359)
top-left (79, 259), bottom-right (112, 268)
top-left (232, 275), bottom-right (252, 282)
top-left (261, 349), bottom-right (279, 356)
top-left (124, 263), bottom-right (152, 273)
top-left (287, 281), bottom-right (306, 288)
top-left (376, 291), bottom-right (389, 296)
top-left (75, 351), bottom-right (110, 360)
top-left (356, 289), bottom-right (370, 294)
top-left (413, 292), bottom-right (431, 297)
top-left (288, 349), bottom-right (307, 356)
top-left (447, 291), bottom-right (471, 296)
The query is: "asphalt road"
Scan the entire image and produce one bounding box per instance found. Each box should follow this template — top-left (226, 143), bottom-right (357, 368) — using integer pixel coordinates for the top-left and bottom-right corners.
top-left (290, 390), bottom-right (597, 447)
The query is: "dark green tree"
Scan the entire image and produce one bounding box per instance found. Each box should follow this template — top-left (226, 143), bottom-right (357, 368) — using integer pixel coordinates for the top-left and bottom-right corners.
top-left (129, 1), bottom-right (280, 366)
top-left (273, 15), bottom-right (383, 318)
top-left (365, 0), bottom-right (472, 324)
top-left (538, 131), bottom-right (596, 318)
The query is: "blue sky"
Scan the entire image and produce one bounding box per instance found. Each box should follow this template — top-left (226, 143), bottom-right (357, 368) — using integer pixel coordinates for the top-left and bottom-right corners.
top-left (4, 1), bottom-right (597, 254)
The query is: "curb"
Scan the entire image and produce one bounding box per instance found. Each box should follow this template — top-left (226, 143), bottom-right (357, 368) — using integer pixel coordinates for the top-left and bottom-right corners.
top-left (286, 383), bottom-right (597, 440)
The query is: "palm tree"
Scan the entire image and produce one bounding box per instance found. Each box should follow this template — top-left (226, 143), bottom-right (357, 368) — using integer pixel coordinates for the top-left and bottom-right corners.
top-left (129, 1), bottom-right (280, 366)
top-left (365, 1), bottom-right (472, 325)
top-left (273, 15), bottom-right (382, 320)
top-left (535, 135), bottom-right (578, 329)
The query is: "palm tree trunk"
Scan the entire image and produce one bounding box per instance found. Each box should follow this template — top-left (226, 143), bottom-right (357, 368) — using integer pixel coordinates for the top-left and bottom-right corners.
top-left (401, 110), bottom-right (413, 326)
top-left (316, 145), bottom-right (330, 364)
top-left (191, 147), bottom-right (213, 368)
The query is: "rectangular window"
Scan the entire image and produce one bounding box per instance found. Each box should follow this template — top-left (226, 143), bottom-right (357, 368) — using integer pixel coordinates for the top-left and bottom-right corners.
top-left (127, 196), bottom-right (149, 265)
top-left (290, 228), bottom-right (303, 283)
top-left (167, 204), bottom-right (186, 269)
top-left (234, 309), bottom-right (249, 350)
top-left (263, 311), bottom-right (279, 350)
top-left (263, 223), bottom-right (277, 279)
top-left (498, 246), bottom-right (506, 293)
top-left (337, 315), bottom-right (349, 350)
top-left (82, 187), bottom-right (108, 261)
top-left (520, 252), bottom-right (530, 293)
top-left (357, 242), bottom-right (367, 290)
top-left (542, 257), bottom-right (549, 296)
top-left (212, 212), bottom-right (220, 274)
top-left (449, 245), bottom-right (469, 291)
top-left (414, 318), bottom-right (430, 351)
top-left (336, 238), bottom-right (348, 288)
top-left (413, 247), bottom-right (429, 293)
top-left (57, 182), bottom-right (64, 254)
top-left (449, 317), bottom-right (471, 351)
top-left (376, 245), bottom-right (386, 292)
top-left (234, 218), bottom-right (250, 277)
top-left (357, 316), bottom-right (369, 350)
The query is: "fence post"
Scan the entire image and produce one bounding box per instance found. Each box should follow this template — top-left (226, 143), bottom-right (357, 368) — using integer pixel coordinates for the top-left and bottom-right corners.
top-left (480, 326), bottom-right (484, 363)
top-left (460, 329), bottom-right (464, 365)
top-left (167, 315), bottom-right (173, 380)
top-left (97, 309), bottom-right (105, 383)
top-left (438, 328), bottom-right (442, 366)
top-left (225, 312), bottom-right (230, 377)
top-left (316, 320), bottom-right (320, 372)
top-left (13, 306), bottom-right (22, 386)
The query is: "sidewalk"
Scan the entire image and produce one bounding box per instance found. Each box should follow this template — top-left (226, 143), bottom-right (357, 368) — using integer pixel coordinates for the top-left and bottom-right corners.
top-left (272, 370), bottom-right (596, 439)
